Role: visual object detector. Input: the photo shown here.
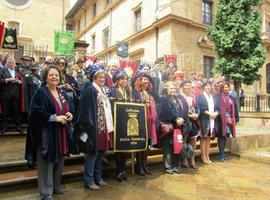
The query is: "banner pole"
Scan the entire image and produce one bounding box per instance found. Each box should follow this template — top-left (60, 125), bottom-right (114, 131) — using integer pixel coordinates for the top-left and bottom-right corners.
top-left (131, 152), bottom-right (135, 175)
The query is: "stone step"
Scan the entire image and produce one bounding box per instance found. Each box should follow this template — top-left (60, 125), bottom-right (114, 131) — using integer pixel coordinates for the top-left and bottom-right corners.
top-left (0, 147), bottom-right (224, 188)
top-left (0, 140), bottom-right (218, 173)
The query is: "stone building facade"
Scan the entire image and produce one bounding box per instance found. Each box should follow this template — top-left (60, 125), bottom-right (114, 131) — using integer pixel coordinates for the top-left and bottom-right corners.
top-left (66, 0), bottom-right (270, 95)
top-left (0, 0), bottom-right (70, 61)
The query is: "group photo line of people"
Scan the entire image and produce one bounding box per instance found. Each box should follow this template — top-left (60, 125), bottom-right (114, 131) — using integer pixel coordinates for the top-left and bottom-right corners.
top-left (0, 54), bottom-right (240, 199)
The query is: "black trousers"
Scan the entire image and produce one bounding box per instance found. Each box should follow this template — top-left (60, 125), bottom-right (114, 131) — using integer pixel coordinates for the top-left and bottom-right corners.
top-left (115, 152), bottom-right (127, 174)
top-left (1, 97), bottom-right (21, 130)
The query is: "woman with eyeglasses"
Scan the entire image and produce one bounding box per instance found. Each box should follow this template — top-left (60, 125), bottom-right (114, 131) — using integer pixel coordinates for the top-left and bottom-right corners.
top-left (53, 56), bottom-right (80, 110)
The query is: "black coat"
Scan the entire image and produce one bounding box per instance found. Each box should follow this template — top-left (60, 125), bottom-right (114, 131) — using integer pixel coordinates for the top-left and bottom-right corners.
top-left (75, 85), bottom-right (98, 155)
top-left (197, 94), bottom-right (219, 137)
top-left (25, 86), bottom-right (74, 164)
top-left (0, 68), bottom-right (21, 100)
top-left (158, 95), bottom-right (185, 128)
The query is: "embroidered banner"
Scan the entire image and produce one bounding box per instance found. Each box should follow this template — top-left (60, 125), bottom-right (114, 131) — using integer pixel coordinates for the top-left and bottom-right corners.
top-left (0, 21), bottom-right (5, 48)
top-left (164, 55), bottom-right (177, 71)
top-left (119, 60), bottom-right (138, 78)
top-left (113, 102), bottom-right (148, 152)
top-left (54, 31), bottom-right (74, 56)
top-left (2, 27), bottom-right (18, 50)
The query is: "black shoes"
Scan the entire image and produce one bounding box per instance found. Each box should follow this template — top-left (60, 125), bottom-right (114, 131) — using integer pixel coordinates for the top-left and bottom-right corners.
top-left (122, 171), bottom-right (128, 181)
top-left (116, 173), bottom-right (123, 182)
top-left (53, 188), bottom-right (64, 194)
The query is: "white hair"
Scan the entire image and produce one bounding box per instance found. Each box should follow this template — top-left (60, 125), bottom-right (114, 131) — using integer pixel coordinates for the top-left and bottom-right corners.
top-left (6, 56), bottom-right (15, 63)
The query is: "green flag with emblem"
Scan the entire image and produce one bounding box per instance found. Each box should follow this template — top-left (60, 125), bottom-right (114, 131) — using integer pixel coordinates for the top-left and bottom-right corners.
top-left (54, 31), bottom-right (74, 56)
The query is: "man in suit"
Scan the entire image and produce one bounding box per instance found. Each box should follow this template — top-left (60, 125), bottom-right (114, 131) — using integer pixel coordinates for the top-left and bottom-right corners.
top-left (0, 57), bottom-right (23, 134)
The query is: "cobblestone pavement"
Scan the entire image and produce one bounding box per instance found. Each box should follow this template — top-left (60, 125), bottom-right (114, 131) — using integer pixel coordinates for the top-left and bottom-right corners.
top-left (0, 156), bottom-right (270, 200)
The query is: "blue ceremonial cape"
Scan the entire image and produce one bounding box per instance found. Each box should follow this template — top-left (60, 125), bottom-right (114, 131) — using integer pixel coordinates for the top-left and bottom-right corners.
top-left (75, 85), bottom-right (98, 155)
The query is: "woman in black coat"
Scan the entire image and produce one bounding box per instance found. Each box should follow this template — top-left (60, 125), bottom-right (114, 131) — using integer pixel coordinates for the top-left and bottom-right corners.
top-left (158, 81), bottom-right (186, 174)
top-left (197, 81), bottom-right (219, 164)
top-left (26, 65), bottom-right (73, 199)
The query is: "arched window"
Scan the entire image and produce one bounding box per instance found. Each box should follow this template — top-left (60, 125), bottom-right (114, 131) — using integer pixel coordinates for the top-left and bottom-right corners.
top-left (266, 64), bottom-right (270, 93)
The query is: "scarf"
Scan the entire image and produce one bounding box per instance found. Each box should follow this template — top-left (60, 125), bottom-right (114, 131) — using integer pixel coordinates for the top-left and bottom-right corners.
top-left (49, 89), bottom-right (69, 155)
top-left (140, 90), bottom-right (157, 145)
top-left (92, 82), bottom-right (114, 133)
top-left (220, 92), bottom-right (236, 137)
top-left (203, 92), bottom-right (215, 133)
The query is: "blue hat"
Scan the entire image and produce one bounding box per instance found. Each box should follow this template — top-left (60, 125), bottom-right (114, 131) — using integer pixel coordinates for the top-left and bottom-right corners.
top-left (112, 69), bottom-right (127, 83)
top-left (89, 64), bottom-right (106, 77)
top-left (139, 63), bottom-right (151, 71)
top-left (135, 72), bottom-right (151, 79)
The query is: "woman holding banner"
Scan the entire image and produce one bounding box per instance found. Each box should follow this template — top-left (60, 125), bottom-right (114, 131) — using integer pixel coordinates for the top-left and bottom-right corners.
top-left (109, 69), bottom-right (131, 182)
top-left (133, 72), bottom-right (158, 176)
top-left (158, 81), bottom-right (186, 174)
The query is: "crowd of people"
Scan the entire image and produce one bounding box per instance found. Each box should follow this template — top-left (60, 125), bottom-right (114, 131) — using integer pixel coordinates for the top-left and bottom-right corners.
top-left (0, 54), bottom-right (240, 200)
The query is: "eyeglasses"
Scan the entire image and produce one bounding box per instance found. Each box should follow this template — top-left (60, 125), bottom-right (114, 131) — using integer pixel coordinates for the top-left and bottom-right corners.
top-left (56, 62), bottom-right (65, 66)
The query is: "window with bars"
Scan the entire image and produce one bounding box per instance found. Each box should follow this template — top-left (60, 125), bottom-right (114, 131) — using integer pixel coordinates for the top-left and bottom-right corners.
top-left (134, 8), bottom-right (141, 32)
top-left (203, 56), bottom-right (214, 78)
top-left (266, 64), bottom-right (270, 93)
top-left (202, 0), bottom-right (212, 25)
top-left (91, 34), bottom-right (96, 50)
top-left (102, 27), bottom-right (110, 48)
top-left (66, 24), bottom-right (73, 31)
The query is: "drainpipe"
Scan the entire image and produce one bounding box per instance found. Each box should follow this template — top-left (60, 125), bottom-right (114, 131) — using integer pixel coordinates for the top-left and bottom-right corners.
top-left (81, 8), bottom-right (87, 41)
top-left (109, 4), bottom-right (112, 57)
top-left (62, 0), bottom-right (65, 30)
top-left (155, 0), bottom-right (159, 60)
